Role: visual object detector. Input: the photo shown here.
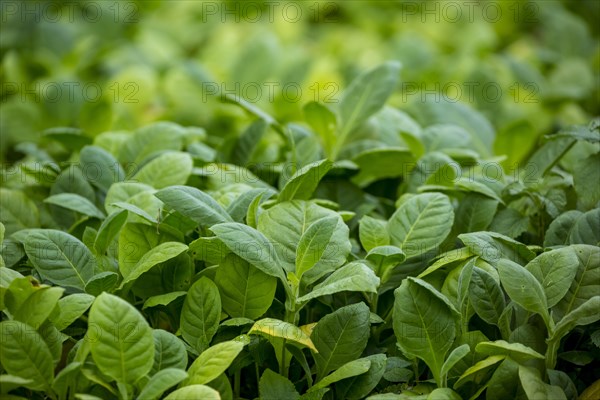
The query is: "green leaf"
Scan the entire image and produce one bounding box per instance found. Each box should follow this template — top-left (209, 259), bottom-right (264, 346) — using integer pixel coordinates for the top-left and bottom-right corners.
top-left (311, 358), bottom-right (371, 391)
top-left (459, 231), bottom-right (536, 266)
top-left (387, 193), bottom-right (454, 259)
top-left (497, 259), bottom-right (550, 327)
top-left (485, 357), bottom-right (520, 400)
top-left (335, 353), bottom-right (387, 400)
top-left (226, 188), bottom-right (275, 223)
top-left (143, 291), bottom-right (186, 310)
top-left (232, 119), bottom-right (268, 166)
top-left (258, 200), bottom-right (351, 283)
top-left (454, 355), bottom-right (505, 389)
top-left (476, 340), bottom-right (544, 363)
top-left (0, 189), bottom-right (40, 236)
top-left (120, 122), bottom-right (186, 165)
top-left (554, 245), bottom-right (600, 320)
top-left (440, 344), bottom-right (470, 386)
top-left (549, 296), bottom-right (600, 344)
top-left (468, 267), bottom-right (506, 327)
top-left (259, 369), bottom-right (300, 400)
top-left (249, 318), bottom-right (317, 352)
top-left (337, 62), bottom-right (401, 150)
top-left (120, 242), bottom-right (188, 286)
top-left (94, 209), bottom-right (128, 254)
top-left (184, 340), bottom-right (245, 385)
top-left (181, 277), bottom-right (221, 353)
top-left (210, 222), bottom-right (286, 282)
top-left (278, 159), bottom-right (333, 202)
top-left (12, 286), bottom-right (64, 328)
top-left (393, 277), bottom-right (459, 385)
top-left (525, 247), bottom-right (579, 308)
top-left (351, 148), bottom-right (415, 187)
top-left (155, 185), bottom-right (233, 227)
top-left (297, 262), bottom-right (379, 303)
top-left (85, 272), bottom-right (118, 296)
top-left (569, 208), bottom-right (600, 246)
top-left (79, 145), bottom-right (125, 192)
top-left (359, 216), bottom-right (390, 252)
top-left (544, 210), bottom-right (583, 247)
top-left (44, 193), bottom-right (105, 219)
top-left (137, 368), bottom-right (188, 400)
top-left (50, 293), bottom-right (95, 331)
top-left (295, 215), bottom-right (338, 280)
top-left (88, 293), bottom-right (154, 384)
top-left (304, 101), bottom-right (337, 157)
top-left (518, 366), bottom-right (567, 400)
top-left (311, 302), bottom-right (370, 380)
top-left (455, 194), bottom-right (498, 233)
top-left (164, 384), bottom-right (220, 400)
top-left (133, 151), bottom-right (193, 189)
top-left (151, 329), bottom-right (188, 374)
top-left (523, 137), bottom-right (576, 181)
top-left (215, 253), bottom-right (276, 320)
top-left (0, 321), bottom-right (54, 391)
top-left (24, 229), bottom-right (95, 291)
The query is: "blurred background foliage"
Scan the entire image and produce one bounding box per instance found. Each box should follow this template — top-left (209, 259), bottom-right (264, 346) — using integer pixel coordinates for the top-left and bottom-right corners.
top-left (1, 0), bottom-right (598, 164)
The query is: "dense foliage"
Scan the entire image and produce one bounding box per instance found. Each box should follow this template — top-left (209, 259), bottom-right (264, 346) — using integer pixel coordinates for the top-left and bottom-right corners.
top-left (1, 1), bottom-right (599, 399)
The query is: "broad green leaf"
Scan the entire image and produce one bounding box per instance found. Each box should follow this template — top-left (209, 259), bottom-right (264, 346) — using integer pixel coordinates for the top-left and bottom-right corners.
top-left (549, 296), bottom-right (600, 344)
top-left (544, 210), bottom-right (583, 247)
top-left (296, 215), bottom-right (338, 279)
top-left (574, 153), bottom-right (600, 210)
top-left (152, 329), bottom-right (188, 374)
top-left (164, 384), bottom-right (220, 400)
top-left (155, 185), bottom-right (233, 227)
top-left (278, 159), bottom-right (333, 202)
top-left (137, 368), bottom-right (187, 400)
top-left (554, 245), bottom-right (600, 320)
top-left (468, 267), bottom-right (506, 326)
top-left (351, 148), bottom-right (415, 187)
top-left (51, 361), bottom-right (82, 400)
top-left (210, 222), bottom-right (286, 282)
top-left (215, 254), bottom-right (276, 320)
top-left (427, 388), bottom-right (461, 400)
top-left (118, 223), bottom-right (166, 278)
top-left (0, 321), bottom-right (54, 391)
top-left (181, 277), bottom-right (221, 353)
top-left (359, 216), bottom-right (390, 252)
top-left (120, 122), bottom-right (186, 165)
top-left (50, 293), bottom-right (95, 331)
top-left (337, 62), bottom-right (401, 150)
top-left (518, 366), bottom-right (567, 400)
top-left (311, 302), bottom-right (370, 380)
top-left (120, 242), bottom-right (188, 286)
top-left (184, 340), bottom-right (245, 385)
top-left (231, 119), bottom-right (268, 166)
top-left (43, 127), bottom-right (91, 150)
top-left (440, 344), bottom-right (470, 386)
top-left (304, 101), bottom-right (337, 157)
top-left (24, 229), bottom-right (95, 291)
top-left (418, 247), bottom-right (474, 279)
top-left (311, 358), bottom-right (371, 391)
top-left (497, 259), bottom-right (550, 327)
top-left (455, 194), bottom-right (498, 233)
top-left (88, 293), bottom-right (154, 384)
top-left (485, 357), bottom-right (520, 400)
top-left (94, 209), bottom-right (128, 254)
top-left (189, 236), bottom-right (231, 265)
top-left (569, 208), bottom-right (600, 246)
top-left (458, 231), bottom-right (535, 266)
top-left (84, 272), bottom-right (118, 296)
top-left (0, 189), bottom-right (39, 236)
top-left (226, 188), bottom-right (275, 223)
top-left (133, 151), bottom-right (193, 189)
top-left (454, 355), bottom-right (505, 389)
top-left (393, 277), bottom-right (459, 385)
top-left (249, 318), bottom-right (317, 352)
top-left (12, 286), bottom-right (64, 328)
top-left (258, 200), bottom-right (351, 283)
top-left (297, 262), bottom-right (379, 303)
top-left (143, 291), bottom-right (186, 310)
top-left (387, 193), bottom-right (454, 259)
top-left (335, 353), bottom-right (387, 400)
top-left (111, 200), bottom-right (158, 223)
top-left (44, 193), bottom-right (105, 219)
top-left (475, 340), bottom-right (544, 363)
top-left (104, 182), bottom-right (155, 214)
top-left (366, 245), bottom-right (406, 283)
top-left (525, 247), bottom-right (579, 307)
top-left (79, 145), bottom-right (125, 192)
top-left (259, 369), bottom-right (300, 400)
